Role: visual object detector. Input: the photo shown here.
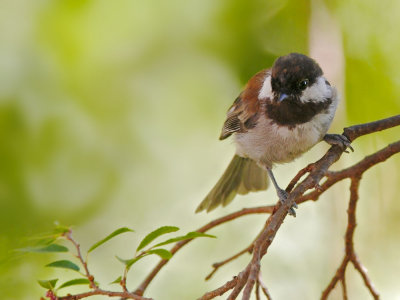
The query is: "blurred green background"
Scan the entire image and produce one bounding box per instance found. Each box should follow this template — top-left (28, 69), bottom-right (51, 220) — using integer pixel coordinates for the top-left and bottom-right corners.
top-left (1, 0), bottom-right (400, 299)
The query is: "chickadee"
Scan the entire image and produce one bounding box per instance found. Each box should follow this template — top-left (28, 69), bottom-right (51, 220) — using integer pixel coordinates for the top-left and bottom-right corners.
top-left (196, 53), bottom-right (352, 216)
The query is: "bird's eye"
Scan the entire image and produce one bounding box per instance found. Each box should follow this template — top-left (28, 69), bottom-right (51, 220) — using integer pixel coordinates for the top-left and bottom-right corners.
top-left (298, 79), bottom-right (309, 90)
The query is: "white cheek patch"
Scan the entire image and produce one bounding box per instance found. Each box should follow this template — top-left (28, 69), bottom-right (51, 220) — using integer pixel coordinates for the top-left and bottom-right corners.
top-left (300, 76), bottom-right (332, 103)
top-left (258, 75), bottom-right (272, 99)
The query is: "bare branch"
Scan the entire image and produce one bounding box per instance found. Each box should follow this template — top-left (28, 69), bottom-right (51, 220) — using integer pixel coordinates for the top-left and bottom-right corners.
top-left (258, 272), bottom-right (273, 300)
top-left (57, 289), bottom-right (152, 300)
top-left (135, 206), bottom-right (274, 295)
top-left (132, 115), bottom-right (400, 299)
top-left (64, 231), bottom-right (97, 290)
top-left (38, 116), bottom-right (400, 300)
top-left (343, 114), bottom-right (400, 141)
top-left (297, 140), bottom-right (400, 204)
top-left (205, 245), bottom-right (253, 281)
top-left (351, 253), bottom-right (380, 299)
top-left (201, 115), bottom-right (399, 300)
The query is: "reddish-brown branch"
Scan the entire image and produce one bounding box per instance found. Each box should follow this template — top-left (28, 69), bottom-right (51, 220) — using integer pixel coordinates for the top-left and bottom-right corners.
top-left (321, 177), bottom-right (380, 300)
top-left (198, 276), bottom-right (240, 300)
top-left (133, 115), bottom-right (400, 299)
top-left (255, 280), bottom-right (261, 300)
top-left (227, 266), bottom-right (251, 300)
top-left (321, 256), bottom-right (350, 299)
top-left (59, 231), bottom-right (150, 300)
top-left (38, 116), bottom-right (399, 300)
top-left (351, 253), bottom-right (380, 298)
top-left (286, 162), bottom-right (316, 192)
top-left (343, 114), bottom-right (400, 141)
top-left (134, 206), bottom-right (274, 295)
top-left (64, 231), bottom-right (97, 290)
top-left (341, 276), bottom-right (348, 300)
top-left (297, 140), bottom-right (400, 204)
top-left (205, 245), bottom-right (253, 281)
top-left (320, 175), bottom-right (362, 299)
top-left (257, 272), bottom-right (273, 300)
top-left (57, 288), bottom-right (152, 300)
top-left (201, 115), bottom-right (400, 300)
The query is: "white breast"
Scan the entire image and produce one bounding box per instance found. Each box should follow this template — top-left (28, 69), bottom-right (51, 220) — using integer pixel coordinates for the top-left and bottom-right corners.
top-left (234, 76), bottom-right (338, 169)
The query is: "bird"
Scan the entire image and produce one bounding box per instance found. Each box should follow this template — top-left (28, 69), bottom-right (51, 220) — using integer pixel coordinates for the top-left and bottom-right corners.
top-left (196, 53), bottom-right (352, 216)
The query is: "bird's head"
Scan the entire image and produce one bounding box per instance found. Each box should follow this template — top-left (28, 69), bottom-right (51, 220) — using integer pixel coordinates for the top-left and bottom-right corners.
top-left (270, 53), bottom-right (331, 104)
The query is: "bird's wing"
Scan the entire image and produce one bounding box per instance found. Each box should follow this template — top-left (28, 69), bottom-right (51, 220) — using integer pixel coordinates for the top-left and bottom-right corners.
top-left (219, 69), bottom-right (270, 140)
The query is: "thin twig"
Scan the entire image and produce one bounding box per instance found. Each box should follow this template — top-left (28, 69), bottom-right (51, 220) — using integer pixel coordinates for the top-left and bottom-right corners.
top-left (297, 140), bottom-right (400, 204)
top-left (255, 280), bottom-right (261, 300)
top-left (41, 117), bottom-right (399, 300)
top-left (135, 206), bottom-right (274, 295)
top-left (258, 272), bottom-right (273, 300)
top-left (64, 231), bottom-right (97, 289)
top-left (203, 115), bottom-right (400, 300)
top-left (197, 276), bottom-right (239, 300)
top-left (340, 268), bottom-right (348, 300)
top-left (205, 245), bottom-right (253, 280)
top-left (343, 114), bottom-right (400, 141)
top-left (56, 288), bottom-right (152, 300)
top-left (226, 266), bottom-right (251, 300)
top-left (321, 257), bottom-right (350, 299)
top-left (321, 177), bottom-right (380, 299)
top-left (286, 162), bottom-right (315, 193)
top-left (351, 253), bottom-right (380, 299)
top-left (59, 232), bottom-right (150, 300)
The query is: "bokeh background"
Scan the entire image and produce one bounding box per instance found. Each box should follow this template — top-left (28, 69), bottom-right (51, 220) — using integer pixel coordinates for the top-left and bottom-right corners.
top-left (1, 0), bottom-right (400, 299)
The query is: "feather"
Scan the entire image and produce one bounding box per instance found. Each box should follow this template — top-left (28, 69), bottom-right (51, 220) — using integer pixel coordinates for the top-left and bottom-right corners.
top-left (196, 155), bottom-right (269, 213)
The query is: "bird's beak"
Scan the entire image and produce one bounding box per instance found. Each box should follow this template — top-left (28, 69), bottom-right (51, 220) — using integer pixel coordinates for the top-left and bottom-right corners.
top-left (278, 93), bottom-right (288, 102)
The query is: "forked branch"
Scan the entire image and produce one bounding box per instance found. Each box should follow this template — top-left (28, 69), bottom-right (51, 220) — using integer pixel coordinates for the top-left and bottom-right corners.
top-left (195, 115), bottom-right (399, 300)
top-left (134, 115), bottom-right (399, 299)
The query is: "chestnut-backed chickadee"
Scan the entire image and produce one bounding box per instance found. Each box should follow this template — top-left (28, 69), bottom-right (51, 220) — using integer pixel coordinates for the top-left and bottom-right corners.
top-left (196, 53), bottom-right (352, 216)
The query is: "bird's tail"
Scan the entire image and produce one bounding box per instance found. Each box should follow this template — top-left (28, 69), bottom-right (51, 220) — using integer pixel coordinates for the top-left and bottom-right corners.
top-left (196, 155), bottom-right (269, 213)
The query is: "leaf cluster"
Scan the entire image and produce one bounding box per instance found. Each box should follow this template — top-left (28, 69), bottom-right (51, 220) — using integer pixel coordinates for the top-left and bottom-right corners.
top-left (20, 224), bottom-right (215, 297)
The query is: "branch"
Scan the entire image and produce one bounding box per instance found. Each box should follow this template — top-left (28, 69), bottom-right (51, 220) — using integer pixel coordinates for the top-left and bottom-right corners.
top-left (36, 115), bottom-right (399, 300)
top-left (58, 231), bottom-right (151, 300)
top-left (65, 231), bottom-right (97, 290)
top-left (343, 114), bottom-right (400, 141)
top-left (205, 245), bottom-right (253, 281)
top-left (57, 289), bottom-right (152, 300)
top-left (320, 177), bottom-right (379, 299)
top-left (134, 206), bottom-right (274, 295)
top-left (257, 272), bottom-right (273, 300)
top-left (198, 115), bottom-right (400, 299)
top-left (297, 140), bottom-right (400, 204)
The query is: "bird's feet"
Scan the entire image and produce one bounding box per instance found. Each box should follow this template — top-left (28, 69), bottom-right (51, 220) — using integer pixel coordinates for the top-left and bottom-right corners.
top-left (277, 188), bottom-right (297, 217)
top-left (323, 134), bottom-right (354, 153)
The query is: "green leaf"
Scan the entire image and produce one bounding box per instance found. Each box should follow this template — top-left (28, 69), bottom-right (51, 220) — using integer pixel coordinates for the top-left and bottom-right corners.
top-left (58, 278), bottom-right (91, 289)
top-left (110, 276), bottom-right (122, 285)
top-left (116, 255), bottom-right (148, 269)
top-left (136, 226), bottom-right (179, 251)
top-left (32, 237), bottom-right (57, 246)
top-left (26, 233), bottom-right (57, 242)
top-left (46, 260), bottom-right (80, 272)
top-left (38, 279), bottom-right (58, 290)
top-left (19, 243), bottom-right (68, 253)
top-left (146, 248), bottom-right (172, 260)
top-left (116, 248), bottom-right (172, 270)
top-left (53, 225), bottom-right (70, 235)
top-left (153, 231), bottom-right (216, 248)
top-left (27, 226), bottom-right (70, 243)
top-left (88, 227), bottom-right (134, 253)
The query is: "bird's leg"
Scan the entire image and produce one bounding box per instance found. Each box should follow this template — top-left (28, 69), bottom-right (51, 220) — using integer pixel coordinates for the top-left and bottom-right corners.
top-left (267, 168), bottom-right (297, 217)
top-left (323, 134), bottom-right (354, 153)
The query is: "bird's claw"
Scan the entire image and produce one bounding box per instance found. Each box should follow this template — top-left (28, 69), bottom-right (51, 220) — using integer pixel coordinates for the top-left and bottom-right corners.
top-left (277, 189), bottom-right (297, 217)
top-left (323, 134), bottom-right (354, 153)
